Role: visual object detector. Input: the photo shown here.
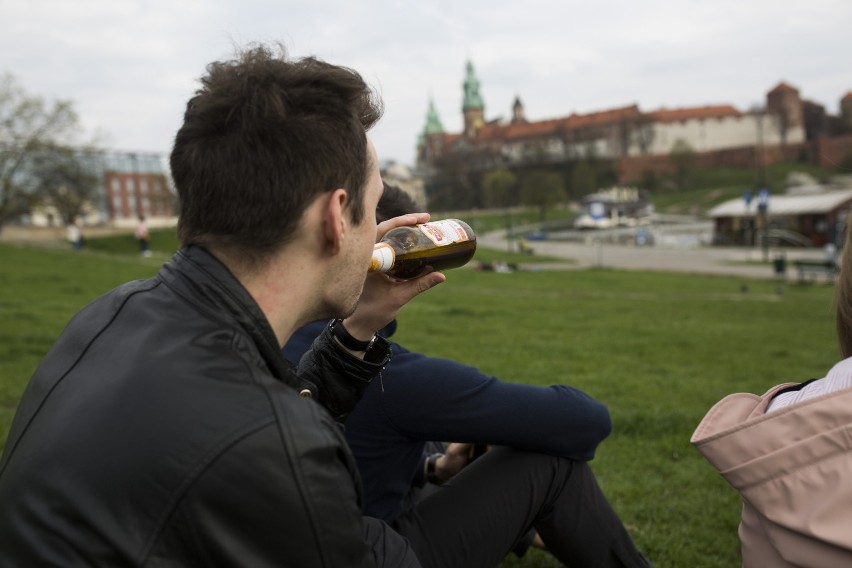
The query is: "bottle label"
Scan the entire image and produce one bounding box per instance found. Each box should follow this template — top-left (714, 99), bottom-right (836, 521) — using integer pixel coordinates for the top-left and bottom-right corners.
top-left (369, 242), bottom-right (396, 272)
top-left (418, 220), bottom-right (470, 247)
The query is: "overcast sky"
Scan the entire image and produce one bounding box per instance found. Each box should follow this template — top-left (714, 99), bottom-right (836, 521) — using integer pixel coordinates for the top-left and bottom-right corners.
top-left (3, 0), bottom-right (851, 167)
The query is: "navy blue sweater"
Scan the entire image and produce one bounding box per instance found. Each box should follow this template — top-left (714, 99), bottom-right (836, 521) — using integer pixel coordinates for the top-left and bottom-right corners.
top-left (283, 320), bottom-right (612, 523)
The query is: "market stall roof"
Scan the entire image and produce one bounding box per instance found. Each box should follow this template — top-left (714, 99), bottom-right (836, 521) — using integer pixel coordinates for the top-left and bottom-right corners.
top-left (708, 189), bottom-right (852, 218)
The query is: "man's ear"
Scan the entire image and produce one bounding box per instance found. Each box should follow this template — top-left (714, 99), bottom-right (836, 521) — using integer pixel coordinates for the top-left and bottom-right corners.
top-left (323, 188), bottom-right (348, 255)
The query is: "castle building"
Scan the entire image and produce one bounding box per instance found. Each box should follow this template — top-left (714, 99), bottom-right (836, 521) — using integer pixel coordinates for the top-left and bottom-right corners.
top-left (416, 61), bottom-right (850, 183)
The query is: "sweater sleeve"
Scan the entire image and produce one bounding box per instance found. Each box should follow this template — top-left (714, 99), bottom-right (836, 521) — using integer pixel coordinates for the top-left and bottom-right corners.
top-left (378, 345), bottom-right (611, 461)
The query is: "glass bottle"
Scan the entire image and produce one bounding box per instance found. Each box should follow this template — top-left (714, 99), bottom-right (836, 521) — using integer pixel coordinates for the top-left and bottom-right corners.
top-left (369, 218), bottom-right (477, 280)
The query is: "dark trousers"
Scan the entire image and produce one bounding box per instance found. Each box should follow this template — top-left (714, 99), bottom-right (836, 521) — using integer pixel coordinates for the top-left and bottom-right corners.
top-left (393, 447), bottom-right (649, 568)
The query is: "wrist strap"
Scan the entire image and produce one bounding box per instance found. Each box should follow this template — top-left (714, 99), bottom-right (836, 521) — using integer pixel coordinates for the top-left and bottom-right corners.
top-left (330, 318), bottom-right (377, 352)
top-left (426, 452), bottom-right (444, 485)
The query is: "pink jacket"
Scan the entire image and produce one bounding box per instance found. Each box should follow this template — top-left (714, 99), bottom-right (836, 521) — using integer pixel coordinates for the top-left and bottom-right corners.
top-left (691, 381), bottom-right (852, 567)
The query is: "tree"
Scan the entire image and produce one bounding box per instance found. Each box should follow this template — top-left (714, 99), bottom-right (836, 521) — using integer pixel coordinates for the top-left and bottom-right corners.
top-left (31, 144), bottom-right (101, 224)
top-left (570, 160), bottom-right (597, 197)
top-left (0, 73), bottom-right (95, 232)
top-left (640, 169), bottom-right (659, 191)
top-left (481, 168), bottom-right (517, 209)
top-left (482, 167), bottom-right (519, 251)
top-left (520, 170), bottom-right (565, 221)
top-left (668, 138), bottom-right (696, 190)
top-left (633, 114), bottom-right (656, 155)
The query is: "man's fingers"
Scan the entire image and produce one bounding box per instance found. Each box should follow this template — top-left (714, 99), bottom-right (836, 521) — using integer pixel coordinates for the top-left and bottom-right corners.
top-left (376, 213), bottom-right (431, 239)
top-left (413, 271), bottom-right (445, 295)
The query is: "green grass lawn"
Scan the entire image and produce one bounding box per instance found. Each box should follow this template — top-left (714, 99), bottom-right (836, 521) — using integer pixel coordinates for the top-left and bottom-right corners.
top-left (0, 238), bottom-right (839, 567)
top-left (395, 266), bottom-right (837, 567)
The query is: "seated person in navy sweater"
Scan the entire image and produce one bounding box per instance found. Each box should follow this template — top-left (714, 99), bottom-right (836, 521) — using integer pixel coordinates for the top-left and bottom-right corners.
top-left (283, 184), bottom-right (652, 568)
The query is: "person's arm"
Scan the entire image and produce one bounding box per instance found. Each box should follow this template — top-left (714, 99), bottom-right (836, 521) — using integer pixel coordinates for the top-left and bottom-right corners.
top-left (378, 349), bottom-right (612, 461)
top-left (295, 322), bottom-right (391, 422)
top-left (424, 442), bottom-right (473, 484)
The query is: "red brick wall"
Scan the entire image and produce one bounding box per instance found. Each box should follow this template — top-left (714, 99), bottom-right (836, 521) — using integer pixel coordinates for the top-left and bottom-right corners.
top-left (618, 146), bottom-right (764, 182)
top-left (812, 135), bottom-right (852, 167)
top-left (617, 138), bottom-right (842, 184)
top-left (103, 171), bottom-right (174, 221)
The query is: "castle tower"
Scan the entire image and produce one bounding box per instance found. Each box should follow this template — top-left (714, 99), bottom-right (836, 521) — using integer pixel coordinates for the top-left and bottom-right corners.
top-left (841, 92), bottom-right (852, 133)
top-left (423, 97), bottom-right (445, 137)
top-left (416, 97), bottom-right (446, 170)
top-left (511, 96), bottom-right (526, 124)
top-left (766, 82), bottom-right (803, 143)
top-left (462, 60), bottom-right (485, 138)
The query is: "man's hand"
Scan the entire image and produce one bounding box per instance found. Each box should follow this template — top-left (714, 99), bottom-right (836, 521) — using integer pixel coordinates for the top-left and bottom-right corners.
top-left (434, 443), bottom-right (474, 483)
top-left (342, 214), bottom-right (446, 340)
top-left (376, 212), bottom-right (431, 241)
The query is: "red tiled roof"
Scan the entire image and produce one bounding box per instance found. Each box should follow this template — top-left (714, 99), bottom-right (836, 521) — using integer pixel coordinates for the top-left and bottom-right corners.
top-left (471, 104), bottom-right (642, 142)
top-left (645, 105), bottom-right (741, 123)
top-left (566, 105), bottom-right (643, 128)
top-left (842, 91), bottom-right (852, 102)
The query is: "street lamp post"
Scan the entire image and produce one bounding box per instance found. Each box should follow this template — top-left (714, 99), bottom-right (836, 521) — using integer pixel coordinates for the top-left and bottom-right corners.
top-left (743, 191), bottom-right (753, 247)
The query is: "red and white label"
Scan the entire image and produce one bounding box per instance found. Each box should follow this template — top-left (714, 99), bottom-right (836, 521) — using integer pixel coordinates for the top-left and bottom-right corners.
top-left (417, 220), bottom-right (469, 247)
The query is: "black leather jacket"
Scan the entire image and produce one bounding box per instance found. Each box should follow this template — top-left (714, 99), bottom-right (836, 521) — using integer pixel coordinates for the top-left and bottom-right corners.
top-left (0, 246), bottom-right (418, 567)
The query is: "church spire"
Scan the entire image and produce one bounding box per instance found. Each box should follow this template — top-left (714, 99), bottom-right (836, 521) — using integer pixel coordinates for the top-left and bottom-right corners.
top-left (462, 60), bottom-right (484, 111)
top-left (462, 60), bottom-right (485, 138)
top-left (416, 97), bottom-right (446, 170)
top-left (511, 95), bottom-right (526, 123)
top-left (424, 97), bottom-right (444, 135)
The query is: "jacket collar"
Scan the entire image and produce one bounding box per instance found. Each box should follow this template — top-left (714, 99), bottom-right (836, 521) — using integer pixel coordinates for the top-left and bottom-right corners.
top-left (160, 245), bottom-right (297, 384)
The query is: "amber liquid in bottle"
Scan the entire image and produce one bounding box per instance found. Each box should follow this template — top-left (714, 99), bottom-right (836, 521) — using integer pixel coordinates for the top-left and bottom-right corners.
top-left (369, 219), bottom-right (477, 280)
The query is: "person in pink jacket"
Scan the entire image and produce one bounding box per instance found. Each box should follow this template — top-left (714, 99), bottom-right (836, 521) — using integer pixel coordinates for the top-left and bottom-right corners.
top-left (692, 215), bottom-right (852, 567)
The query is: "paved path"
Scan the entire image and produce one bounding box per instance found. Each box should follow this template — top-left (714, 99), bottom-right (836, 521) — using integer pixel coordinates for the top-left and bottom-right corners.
top-left (1, 225), bottom-right (831, 281)
top-left (480, 231), bottom-right (830, 281)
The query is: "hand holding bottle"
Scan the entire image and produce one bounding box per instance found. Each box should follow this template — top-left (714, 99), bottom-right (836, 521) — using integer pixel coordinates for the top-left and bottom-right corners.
top-left (370, 218), bottom-right (476, 280)
top-left (341, 214), bottom-right (446, 342)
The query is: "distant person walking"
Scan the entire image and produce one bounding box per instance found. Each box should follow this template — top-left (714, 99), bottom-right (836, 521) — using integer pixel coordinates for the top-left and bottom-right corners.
top-left (66, 217), bottom-right (83, 250)
top-left (135, 214), bottom-right (151, 257)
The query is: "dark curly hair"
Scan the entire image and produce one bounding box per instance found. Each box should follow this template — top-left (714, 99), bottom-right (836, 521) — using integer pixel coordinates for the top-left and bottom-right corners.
top-left (170, 44), bottom-right (383, 267)
top-left (377, 182), bottom-right (420, 223)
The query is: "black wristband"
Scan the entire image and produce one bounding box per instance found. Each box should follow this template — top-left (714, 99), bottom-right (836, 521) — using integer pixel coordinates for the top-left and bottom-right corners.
top-left (330, 318), bottom-right (376, 352)
top-left (426, 452), bottom-right (443, 485)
